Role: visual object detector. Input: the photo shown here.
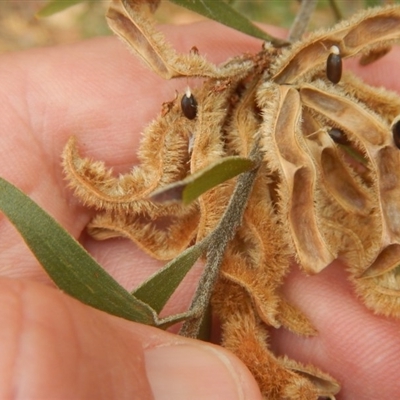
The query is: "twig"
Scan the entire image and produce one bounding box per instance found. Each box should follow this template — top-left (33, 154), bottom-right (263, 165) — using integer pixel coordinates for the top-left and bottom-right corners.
top-left (288, 0), bottom-right (318, 42)
top-left (179, 142), bottom-right (262, 338)
top-left (328, 0), bottom-right (343, 21)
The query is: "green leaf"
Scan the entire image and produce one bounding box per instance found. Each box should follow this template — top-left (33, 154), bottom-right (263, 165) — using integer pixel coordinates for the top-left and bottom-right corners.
top-left (364, 0), bottom-right (384, 6)
top-left (133, 241), bottom-right (206, 313)
top-left (151, 156), bottom-right (255, 205)
top-left (168, 0), bottom-right (288, 46)
top-left (0, 177), bottom-right (157, 325)
top-left (36, 0), bottom-right (85, 17)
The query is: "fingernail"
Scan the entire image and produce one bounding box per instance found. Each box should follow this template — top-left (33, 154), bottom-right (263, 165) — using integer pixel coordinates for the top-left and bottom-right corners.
top-left (144, 342), bottom-right (260, 400)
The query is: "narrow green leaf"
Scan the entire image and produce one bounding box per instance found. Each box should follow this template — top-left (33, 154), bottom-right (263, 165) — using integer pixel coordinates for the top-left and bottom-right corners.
top-left (0, 177), bottom-right (157, 325)
top-left (364, 0), bottom-right (384, 7)
top-left (168, 0), bottom-right (288, 46)
top-left (133, 241), bottom-right (206, 313)
top-left (183, 157), bottom-right (255, 204)
top-left (36, 0), bottom-right (85, 17)
top-left (157, 310), bottom-right (197, 329)
top-left (151, 156), bottom-right (255, 205)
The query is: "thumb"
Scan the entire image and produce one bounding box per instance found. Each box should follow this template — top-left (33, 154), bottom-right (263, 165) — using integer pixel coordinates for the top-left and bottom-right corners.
top-left (0, 277), bottom-right (261, 400)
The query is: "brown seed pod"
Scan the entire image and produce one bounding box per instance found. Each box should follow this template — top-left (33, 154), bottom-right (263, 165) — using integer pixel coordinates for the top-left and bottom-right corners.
top-left (326, 45), bottom-right (342, 84)
top-left (391, 116), bottom-right (400, 149)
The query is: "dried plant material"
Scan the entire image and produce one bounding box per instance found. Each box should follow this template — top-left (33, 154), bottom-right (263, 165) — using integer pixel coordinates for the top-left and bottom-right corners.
top-left (180, 143), bottom-right (262, 337)
top-left (63, 105), bottom-right (193, 215)
top-left (271, 6), bottom-right (400, 84)
top-left (258, 83), bottom-right (336, 273)
top-left (279, 356), bottom-right (340, 399)
top-left (106, 0), bottom-right (255, 79)
top-left (88, 207), bottom-right (199, 260)
top-left (354, 265), bottom-right (400, 318)
top-left (276, 298), bottom-right (317, 336)
top-left (340, 72), bottom-right (400, 122)
top-left (299, 83), bottom-right (390, 146)
top-left (361, 243), bottom-right (400, 278)
top-left (62, 3), bottom-right (400, 399)
top-left (217, 306), bottom-right (339, 399)
top-left (359, 44), bottom-right (392, 65)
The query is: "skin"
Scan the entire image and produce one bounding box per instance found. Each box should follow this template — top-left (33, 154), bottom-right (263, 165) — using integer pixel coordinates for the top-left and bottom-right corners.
top-left (0, 21), bottom-right (400, 399)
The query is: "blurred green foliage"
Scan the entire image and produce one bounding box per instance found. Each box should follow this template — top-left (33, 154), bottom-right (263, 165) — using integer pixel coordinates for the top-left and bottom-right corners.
top-left (1, 0), bottom-right (398, 53)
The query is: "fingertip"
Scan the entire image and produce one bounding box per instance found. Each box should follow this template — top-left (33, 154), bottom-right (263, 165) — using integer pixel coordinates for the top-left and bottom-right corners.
top-left (109, 314), bottom-right (262, 400)
top-left (144, 340), bottom-right (262, 400)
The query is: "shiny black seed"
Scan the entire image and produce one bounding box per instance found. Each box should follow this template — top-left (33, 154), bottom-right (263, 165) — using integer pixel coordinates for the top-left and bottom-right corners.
top-left (328, 128), bottom-right (349, 145)
top-left (392, 119), bottom-right (400, 149)
top-left (326, 52), bottom-right (342, 84)
top-left (181, 92), bottom-right (198, 120)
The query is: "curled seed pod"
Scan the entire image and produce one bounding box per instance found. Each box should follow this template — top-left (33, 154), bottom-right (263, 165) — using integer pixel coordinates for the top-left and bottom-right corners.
top-left (328, 128), bottom-right (349, 145)
top-left (391, 116), bottom-right (400, 149)
top-left (181, 87), bottom-right (198, 120)
top-left (326, 45), bottom-right (342, 84)
top-left (359, 45), bottom-right (391, 66)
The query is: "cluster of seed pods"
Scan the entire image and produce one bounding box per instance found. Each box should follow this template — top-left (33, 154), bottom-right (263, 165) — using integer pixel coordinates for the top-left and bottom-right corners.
top-left (63, 3), bottom-right (400, 398)
top-left (268, 7), bottom-right (400, 317)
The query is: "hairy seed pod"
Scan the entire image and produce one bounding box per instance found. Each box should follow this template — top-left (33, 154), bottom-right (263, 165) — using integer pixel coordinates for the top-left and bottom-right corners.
top-left (326, 45), bottom-right (342, 84)
top-left (391, 116), bottom-right (400, 149)
top-left (181, 87), bottom-right (198, 120)
top-left (328, 128), bottom-right (349, 145)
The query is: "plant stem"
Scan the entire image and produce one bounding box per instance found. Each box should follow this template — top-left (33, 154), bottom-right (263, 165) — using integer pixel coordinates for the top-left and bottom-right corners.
top-left (288, 0), bottom-right (318, 42)
top-left (179, 142), bottom-right (262, 338)
top-left (328, 0), bottom-right (343, 21)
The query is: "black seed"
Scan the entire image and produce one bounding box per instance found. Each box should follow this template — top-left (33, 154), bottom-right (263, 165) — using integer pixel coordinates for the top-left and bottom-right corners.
top-left (328, 128), bottom-right (349, 145)
top-left (326, 46), bottom-right (342, 84)
top-left (181, 91), bottom-right (198, 120)
top-left (392, 119), bottom-right (400, 149)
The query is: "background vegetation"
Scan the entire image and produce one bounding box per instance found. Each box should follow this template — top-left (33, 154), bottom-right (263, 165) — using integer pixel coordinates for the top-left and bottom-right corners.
top-left (0, 0), bottom-right (387, 53)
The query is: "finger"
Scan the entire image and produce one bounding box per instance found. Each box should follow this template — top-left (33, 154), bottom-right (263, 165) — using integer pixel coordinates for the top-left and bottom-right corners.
top-left (0, 277), bottom-right (262, 400)
top-left (269, 262), bottom-right (400, 399)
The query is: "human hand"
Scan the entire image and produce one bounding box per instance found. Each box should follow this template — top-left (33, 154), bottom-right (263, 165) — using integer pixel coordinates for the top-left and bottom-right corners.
top-left (0, 20), bottom-right (400, 399)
